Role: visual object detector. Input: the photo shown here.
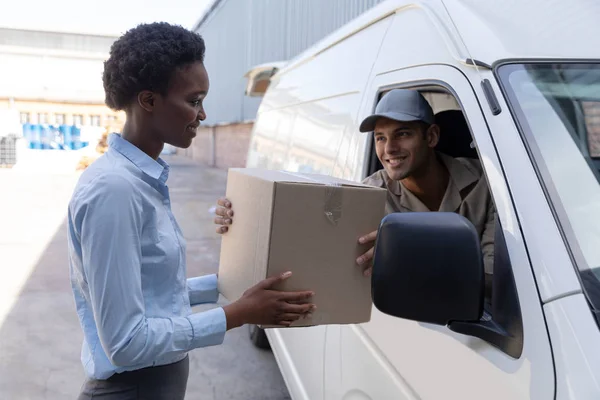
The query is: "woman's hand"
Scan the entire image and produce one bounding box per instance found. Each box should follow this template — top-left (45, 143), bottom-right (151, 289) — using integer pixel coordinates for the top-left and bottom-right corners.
top-left (214, 197), bottom-right (234, 234)
top-left (223, 272), bottom-right (315, 329)
top-left (356, 230), bottom-right (378, 277)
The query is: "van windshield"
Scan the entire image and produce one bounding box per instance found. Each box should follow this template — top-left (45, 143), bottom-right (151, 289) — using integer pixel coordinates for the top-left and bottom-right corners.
top-left (497, 63), bottom-right (600, 317)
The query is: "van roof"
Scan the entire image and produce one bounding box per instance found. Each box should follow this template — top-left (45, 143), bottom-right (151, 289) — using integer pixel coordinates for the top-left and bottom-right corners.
top-left (280, 0), bottom-right (600, 74)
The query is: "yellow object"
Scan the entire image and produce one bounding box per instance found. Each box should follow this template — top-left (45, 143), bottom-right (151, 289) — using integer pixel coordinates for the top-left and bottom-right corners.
top-left (76, 127), bottom-right (112, 170)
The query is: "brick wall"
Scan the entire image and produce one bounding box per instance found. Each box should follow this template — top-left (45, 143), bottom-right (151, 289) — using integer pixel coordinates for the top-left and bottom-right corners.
top-left (214, 123), bottom-right (253, 168)
top-left (179, 122), bottom-right (253, 169)
top-left (179, 125), bottom-right (214, 165)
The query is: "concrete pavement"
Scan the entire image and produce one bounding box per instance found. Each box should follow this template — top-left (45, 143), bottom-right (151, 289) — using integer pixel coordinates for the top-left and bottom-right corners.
top-left (0, 155), bottom-right (290, 399)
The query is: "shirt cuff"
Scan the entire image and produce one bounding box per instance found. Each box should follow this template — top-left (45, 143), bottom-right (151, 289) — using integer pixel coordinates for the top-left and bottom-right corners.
top-left (187, 274), bottom-right (219, 306)
top-left (186, 307), bottom-right (227, 349)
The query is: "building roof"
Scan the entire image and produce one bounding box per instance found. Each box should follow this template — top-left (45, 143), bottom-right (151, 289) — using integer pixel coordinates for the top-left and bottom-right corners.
top-left (192, 0), bottom-right (223, 31)
top-left (0, 27), bottom-right (117, 55)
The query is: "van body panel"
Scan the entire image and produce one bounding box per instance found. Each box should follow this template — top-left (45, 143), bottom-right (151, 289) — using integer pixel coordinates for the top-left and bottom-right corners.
top-left (544, 294), bottom-right (600, 399)
top-left (370, 5), bottom-right (465, 75)
top-left (258, 15), bottom-right (393, 114)
top-left (280, 0), bottom-right (600, 78)
top-left (444, 0), bottom-right (600, 63)
top-left (278, 0), bottom-right (415, 76)
top-left (471, 71), bottom-right (583, 303)
top-left (267, 329), bottom-right (312, 400)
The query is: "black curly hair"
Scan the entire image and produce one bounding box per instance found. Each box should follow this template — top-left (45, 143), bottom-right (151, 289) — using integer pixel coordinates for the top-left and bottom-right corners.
top-left (103, 22), bottom-right (206, 111)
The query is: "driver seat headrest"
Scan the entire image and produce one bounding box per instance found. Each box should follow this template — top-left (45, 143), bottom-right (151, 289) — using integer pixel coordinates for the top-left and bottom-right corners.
top-left (434, 110), bottom-right (478, 159)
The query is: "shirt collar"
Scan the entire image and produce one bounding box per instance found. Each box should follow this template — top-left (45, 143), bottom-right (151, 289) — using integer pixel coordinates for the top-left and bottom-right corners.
top-left (386, 152), bottom-right (479, 212)
top-left (438, 152), bottom-right (479, 192)
top-left (108, 133), bottom-right (169, 182)
top-left (435, 153), bottom-right (479, 212)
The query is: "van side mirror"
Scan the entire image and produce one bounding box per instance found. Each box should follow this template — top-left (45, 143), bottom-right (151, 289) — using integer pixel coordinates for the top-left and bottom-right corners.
top-left (244, 62), bottom-right (285, 97)
top-left (371, 212), bottom-right (484, 325)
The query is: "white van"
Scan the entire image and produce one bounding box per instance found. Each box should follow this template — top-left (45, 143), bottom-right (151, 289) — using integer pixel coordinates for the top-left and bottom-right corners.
top-left (242, 0), bottom-right (600, 398)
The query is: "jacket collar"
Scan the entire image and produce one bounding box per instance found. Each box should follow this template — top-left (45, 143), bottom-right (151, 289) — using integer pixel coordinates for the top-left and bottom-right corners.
top-left (385, 152), bottom-right (479, 212)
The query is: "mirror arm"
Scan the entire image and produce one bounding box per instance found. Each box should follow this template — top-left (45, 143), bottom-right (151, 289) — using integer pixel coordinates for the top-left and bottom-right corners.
top-left (448, 216), bottom-right (524, 359)
top-left (448, 314), bottom-right (521, 358)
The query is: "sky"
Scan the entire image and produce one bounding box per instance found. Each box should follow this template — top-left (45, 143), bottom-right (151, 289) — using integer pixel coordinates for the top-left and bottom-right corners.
top-left (0, 0), bottom-right (213, 36)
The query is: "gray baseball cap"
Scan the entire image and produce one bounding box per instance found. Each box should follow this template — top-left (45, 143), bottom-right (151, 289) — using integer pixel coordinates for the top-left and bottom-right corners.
top-left (359, 89), bottom-right (434, 132)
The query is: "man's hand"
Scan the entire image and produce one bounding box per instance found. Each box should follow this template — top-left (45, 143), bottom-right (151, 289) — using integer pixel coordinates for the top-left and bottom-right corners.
top-left (357, 230), bottom-right (378, 277)
top-left (214, 197), bottom-right (234, 234)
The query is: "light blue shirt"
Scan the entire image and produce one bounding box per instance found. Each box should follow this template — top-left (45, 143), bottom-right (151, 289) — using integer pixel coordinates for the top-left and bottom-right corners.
top-left (67, 133), bottom-right (227, 380)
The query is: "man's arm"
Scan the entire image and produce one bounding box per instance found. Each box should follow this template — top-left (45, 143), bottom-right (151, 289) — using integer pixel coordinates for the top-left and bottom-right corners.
top-left (481, 198), bottom-right (496, 298)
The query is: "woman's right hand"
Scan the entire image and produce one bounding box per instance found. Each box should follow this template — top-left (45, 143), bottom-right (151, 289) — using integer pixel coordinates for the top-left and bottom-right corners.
top-left (223, 272), bottom-right (315, 330)
top-left (214, 197), bottom-right (234, 234)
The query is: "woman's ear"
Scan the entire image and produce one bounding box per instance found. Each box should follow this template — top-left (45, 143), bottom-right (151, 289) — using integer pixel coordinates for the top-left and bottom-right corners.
top-left (137, 91), bottom-right (155, 113)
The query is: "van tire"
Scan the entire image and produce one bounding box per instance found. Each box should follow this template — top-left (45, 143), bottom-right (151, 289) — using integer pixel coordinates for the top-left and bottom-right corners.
top-left (249, 324), bottom-right (270, 350)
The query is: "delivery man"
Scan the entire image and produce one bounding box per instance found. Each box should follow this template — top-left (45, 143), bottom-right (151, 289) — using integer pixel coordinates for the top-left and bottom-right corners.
top-left (213, 89), bottom-right (495, 293)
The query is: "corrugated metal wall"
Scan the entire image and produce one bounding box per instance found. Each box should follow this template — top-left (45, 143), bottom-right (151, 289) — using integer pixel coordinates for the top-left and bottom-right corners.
top-left (196, 0), bottom-right (385, 126)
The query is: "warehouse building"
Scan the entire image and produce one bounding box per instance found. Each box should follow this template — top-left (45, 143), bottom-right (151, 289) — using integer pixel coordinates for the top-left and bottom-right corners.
top-left (181, 0), bottom-right (385, 168)
top-left (0, 27), bottom-right (126, 167)
top-left (0, 28), bottom-right (123, 131)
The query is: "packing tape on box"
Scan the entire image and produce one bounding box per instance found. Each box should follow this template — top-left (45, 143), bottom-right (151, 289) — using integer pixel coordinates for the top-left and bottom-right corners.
top-left (281, 171), bottom-right (342, 226)
top-left (323, 183), bottom-right (342, 225)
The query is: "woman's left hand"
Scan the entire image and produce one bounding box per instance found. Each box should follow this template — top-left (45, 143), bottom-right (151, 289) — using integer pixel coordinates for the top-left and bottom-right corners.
top-left (214, 197), bottom-right (234, 234)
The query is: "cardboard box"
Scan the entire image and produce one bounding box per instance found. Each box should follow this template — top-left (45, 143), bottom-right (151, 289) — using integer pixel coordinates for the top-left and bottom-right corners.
top-left (217, 168), bottom-right (387, 327)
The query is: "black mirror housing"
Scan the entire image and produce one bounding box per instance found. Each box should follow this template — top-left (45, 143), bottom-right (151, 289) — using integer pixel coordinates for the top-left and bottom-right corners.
top-left (371, 212), bottom-right (484, 325)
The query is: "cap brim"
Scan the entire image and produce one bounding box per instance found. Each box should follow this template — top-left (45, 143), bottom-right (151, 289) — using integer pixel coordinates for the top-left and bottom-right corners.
top-left (359, 112), bottom-right (425, 132)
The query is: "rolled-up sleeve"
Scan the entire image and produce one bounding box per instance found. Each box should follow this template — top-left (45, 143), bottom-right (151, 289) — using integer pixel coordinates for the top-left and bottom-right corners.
top-left (481, 197), bottom-right (496, 276)
top-left (72, 174), bottom-right (227, 368)
top-left (187, 274), bottom-right (220, 306)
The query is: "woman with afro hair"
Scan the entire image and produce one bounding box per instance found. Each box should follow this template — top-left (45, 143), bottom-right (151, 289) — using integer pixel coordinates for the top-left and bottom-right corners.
top-left (67, 22), bottom-right (315, 399)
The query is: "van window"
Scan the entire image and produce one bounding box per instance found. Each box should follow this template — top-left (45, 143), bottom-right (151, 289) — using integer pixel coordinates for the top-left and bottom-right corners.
top-left (497, 63), bottom-right (600, 316)
top-left (365, 87), bottom-right (499, 304)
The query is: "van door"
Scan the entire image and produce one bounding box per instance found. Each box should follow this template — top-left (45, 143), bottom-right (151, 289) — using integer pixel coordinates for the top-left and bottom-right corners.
top-left (324, 65), bottom-right (555, 399)
top-left (266, 92), bottom-right (366, 400)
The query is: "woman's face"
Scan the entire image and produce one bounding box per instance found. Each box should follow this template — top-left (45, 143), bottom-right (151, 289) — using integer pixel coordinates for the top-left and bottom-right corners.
top-left (152, 61), bottom-right (209, 149)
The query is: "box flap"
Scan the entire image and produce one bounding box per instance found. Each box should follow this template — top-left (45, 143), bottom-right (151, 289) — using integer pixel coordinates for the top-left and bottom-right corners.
top-left (228, 168), bottom-right (377, 188)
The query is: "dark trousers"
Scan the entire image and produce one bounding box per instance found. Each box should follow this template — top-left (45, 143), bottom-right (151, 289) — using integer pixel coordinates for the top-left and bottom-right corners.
top-left (78, 356), bottom-right (189, 400)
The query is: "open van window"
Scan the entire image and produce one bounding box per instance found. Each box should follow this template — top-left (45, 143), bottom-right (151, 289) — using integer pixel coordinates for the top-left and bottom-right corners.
top-left (363, 86), bottom-right (524, 355)
top-left (364, 88), bottom-right (494, 285)
top-left (497, 63), bottom-right (600, 320)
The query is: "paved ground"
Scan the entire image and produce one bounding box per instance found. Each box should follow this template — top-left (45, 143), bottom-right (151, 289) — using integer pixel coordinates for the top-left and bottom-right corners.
top-left (0, 155), bottom-right (290, 399)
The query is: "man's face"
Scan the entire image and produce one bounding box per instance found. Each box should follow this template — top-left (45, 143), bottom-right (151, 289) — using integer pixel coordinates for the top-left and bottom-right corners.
top-left (374, 118), bottom-right (439, 181)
